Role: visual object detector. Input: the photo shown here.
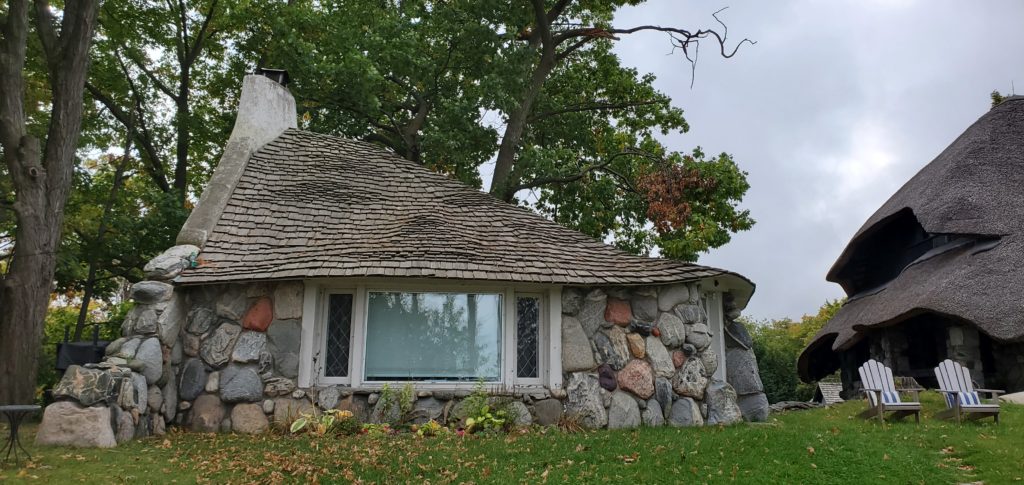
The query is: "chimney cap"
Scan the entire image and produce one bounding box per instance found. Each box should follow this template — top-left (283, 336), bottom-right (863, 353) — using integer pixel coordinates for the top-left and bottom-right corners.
top-left (255, 67), bottom-right (290, 87)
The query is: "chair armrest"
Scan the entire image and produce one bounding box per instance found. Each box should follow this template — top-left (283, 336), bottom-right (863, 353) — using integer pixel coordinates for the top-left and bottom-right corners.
top-left (861, 388), bottom-right (883, 407)
top-left (975, 388), bottom-right (1005, 397)
top-left (936, 388), bottom-right (961, 395)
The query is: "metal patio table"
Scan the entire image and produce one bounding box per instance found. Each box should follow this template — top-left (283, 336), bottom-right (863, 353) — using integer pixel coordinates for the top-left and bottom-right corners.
top-left (1, 405), bottom-right (41, 465)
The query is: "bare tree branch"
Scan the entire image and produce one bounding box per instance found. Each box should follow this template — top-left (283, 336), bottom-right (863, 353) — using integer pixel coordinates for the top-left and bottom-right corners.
top-left (528, 99), bottom-right (659, 122)
top-left (510, 149), bottom-right (648, 193)
top-left (555, 36), bottom-right (591, 61)
top-left (125, 53), bottom-right (178, 101)
top-left (86, 82), bottom-right (171, 193)
top-left (184, 0), bottom-right (218, 67)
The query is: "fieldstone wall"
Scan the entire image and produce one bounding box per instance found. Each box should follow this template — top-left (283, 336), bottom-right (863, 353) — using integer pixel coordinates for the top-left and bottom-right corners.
top-left (721, 293), bottom-right (771, 421)
top-left (37, 245), bottom-right (311, 444)
top-left (37, 245), bottom-right (200, 446)
top-left (38, 246), bottom-right (768, 445)
top-left (945, 325), bottom-right (984, 386)
top-left (558, 284), bottom-right (769, 428)
top-left (172, 278), bottom-right (305, 434)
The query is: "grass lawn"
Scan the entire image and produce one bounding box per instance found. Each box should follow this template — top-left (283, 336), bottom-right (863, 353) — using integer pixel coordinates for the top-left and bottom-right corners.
top-left (1, 392), bottom-right (1021, 484)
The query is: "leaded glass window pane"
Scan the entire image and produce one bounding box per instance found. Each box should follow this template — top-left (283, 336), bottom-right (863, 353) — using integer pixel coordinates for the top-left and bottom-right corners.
top-left (516, 296), bottom-right (540, 378)
top-left (325, 293), bottom-right (353, 377)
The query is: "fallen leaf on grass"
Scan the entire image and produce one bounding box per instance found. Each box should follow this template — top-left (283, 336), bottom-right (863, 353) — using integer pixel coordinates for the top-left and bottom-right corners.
top-left (807, 447), bottom-right (815, 455)
top-left (618, 452), bottom-right (639, 464)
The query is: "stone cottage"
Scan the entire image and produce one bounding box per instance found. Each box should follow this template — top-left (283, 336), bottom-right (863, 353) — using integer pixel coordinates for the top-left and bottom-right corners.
top-left (799, 96), bottom-right (1024, 394)
top-left (37, 71), bottom-right (768, 447)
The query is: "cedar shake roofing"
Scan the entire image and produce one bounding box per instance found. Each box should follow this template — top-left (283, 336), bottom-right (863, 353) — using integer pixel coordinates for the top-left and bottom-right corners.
top-left (798, 96), bottom-right (1024, 382)
top-left (177, 129), bottom-right (754, 301)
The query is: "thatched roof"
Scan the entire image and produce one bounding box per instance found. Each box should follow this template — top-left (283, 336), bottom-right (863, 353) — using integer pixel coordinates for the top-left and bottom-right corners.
top-left (799, 96), bottom-right (1024, 381)
top-left (176, 129), bottom-right (754, 305)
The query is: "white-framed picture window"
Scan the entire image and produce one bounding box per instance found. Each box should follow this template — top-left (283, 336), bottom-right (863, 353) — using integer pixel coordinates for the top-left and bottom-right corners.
top-left (306, 282), bottom-right (558, 390)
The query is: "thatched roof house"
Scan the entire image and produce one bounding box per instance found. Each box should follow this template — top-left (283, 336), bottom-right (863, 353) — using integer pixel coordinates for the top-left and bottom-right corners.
top-left (799, 96), bottom-right (1024, 392)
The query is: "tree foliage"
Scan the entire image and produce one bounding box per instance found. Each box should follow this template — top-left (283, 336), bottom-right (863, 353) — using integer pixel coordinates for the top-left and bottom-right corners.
top-left (2, 0), bottom-right (759, 399)
top-left (744, 299), bottom-right (843, 403)
top-left (255, 0), bottom-right (755, 261)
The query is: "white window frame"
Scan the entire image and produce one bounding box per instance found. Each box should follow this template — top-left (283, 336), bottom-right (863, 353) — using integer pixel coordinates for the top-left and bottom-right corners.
top-left (312, 287), bottom-right (358, 386)
top-left (512, 292), bottom-right (547, 386)
top-left (299, 279), bottom-right (563, 392)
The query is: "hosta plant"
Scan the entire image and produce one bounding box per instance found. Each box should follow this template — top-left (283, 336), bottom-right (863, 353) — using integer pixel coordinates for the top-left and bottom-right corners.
top-left (290, 409), bottom-right (359, 436)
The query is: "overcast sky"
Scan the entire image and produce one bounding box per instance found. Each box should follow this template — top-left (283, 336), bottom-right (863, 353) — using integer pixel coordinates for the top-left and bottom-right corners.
top-left (609, 0), bottom-right (1024, 321)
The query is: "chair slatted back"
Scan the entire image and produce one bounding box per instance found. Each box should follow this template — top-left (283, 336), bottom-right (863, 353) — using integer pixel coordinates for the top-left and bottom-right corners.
top-left (935, 359), bottom-right (981, 407)
top-left (859, 359), bottom-right (900, 407)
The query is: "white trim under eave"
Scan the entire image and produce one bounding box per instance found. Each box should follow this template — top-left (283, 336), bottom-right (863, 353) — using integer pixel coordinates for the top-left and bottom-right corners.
top-left (547, 286), bottom-right (563, 391)
top-left (706, 290), bottom-right (728, 382)
top-left (297, 280), bottom-right (319, 388)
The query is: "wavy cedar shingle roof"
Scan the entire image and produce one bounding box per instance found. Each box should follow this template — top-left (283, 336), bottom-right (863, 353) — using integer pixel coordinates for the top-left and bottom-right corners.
top-left (176, 129), bottom-right (754, 298)
top-left (798, 96), bottom-right (1024, 381)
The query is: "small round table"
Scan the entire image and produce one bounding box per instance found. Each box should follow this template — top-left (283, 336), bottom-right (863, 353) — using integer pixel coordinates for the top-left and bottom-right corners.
top-left (0, 405), bottom-right (41, 465)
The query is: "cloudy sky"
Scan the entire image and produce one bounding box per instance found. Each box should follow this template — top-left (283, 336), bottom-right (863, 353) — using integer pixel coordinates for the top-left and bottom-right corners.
top-left (611, 0), bottom-right (1024, 321)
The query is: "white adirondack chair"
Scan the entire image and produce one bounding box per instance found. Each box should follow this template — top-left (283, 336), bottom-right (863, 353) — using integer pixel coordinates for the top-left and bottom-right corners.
top-left (857, 359), bottom-right (922, 423)
top-left (934, 359), bottom-right (1003, 424)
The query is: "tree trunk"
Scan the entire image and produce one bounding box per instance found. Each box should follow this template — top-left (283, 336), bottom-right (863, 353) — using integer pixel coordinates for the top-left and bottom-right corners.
top-left (174, 70), bottom-right (190, 201)
top-left (0, 0), bottom-right (100, 405)
top-left (489, 2), bottom-right (558, 202)
top-left (488, 52), bottom-right (556, 202)
top-left (0, 137), bottom-right (54, 406)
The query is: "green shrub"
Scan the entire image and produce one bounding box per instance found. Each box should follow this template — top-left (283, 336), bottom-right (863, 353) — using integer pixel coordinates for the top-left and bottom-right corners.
top-left (415, 419), bottom-right (449, 437)
top-left (460, 381), bottom-right (512, 433)
top-left (744, 299), bottom-right (843, 403)
top-left (290, 409), bottom-right (360, 436)
top-left (376, 382), bottom-right (416, 426)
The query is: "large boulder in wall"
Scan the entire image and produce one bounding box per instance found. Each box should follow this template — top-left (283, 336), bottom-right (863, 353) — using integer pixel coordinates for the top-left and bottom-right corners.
top-left (35, 401), bottom-right (117, 448)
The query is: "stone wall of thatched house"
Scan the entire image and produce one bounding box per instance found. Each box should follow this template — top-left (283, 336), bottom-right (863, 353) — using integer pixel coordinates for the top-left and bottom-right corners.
top-left (37, 247), bottom-right (768, 446)
top-left (835, 317), bottom-right (1024, 395)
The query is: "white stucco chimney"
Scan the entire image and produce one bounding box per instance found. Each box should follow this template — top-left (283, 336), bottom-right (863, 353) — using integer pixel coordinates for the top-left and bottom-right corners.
top-left (176, 71), bottom-right (297, 247)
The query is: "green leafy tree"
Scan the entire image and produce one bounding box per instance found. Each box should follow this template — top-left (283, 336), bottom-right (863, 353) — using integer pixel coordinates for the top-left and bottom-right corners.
top-left (85, 0), bottom-right (260, 200)
top-left (991, 90), bottom-right (1007, 107)
top-left (745, 300), bottom-right (843, 403)
top-left (57, 149), bottom-right (189, 339)
top-left (62, 0), bottom-right (269, 339)
top-left (257, 0), bottom-right (756, 261)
